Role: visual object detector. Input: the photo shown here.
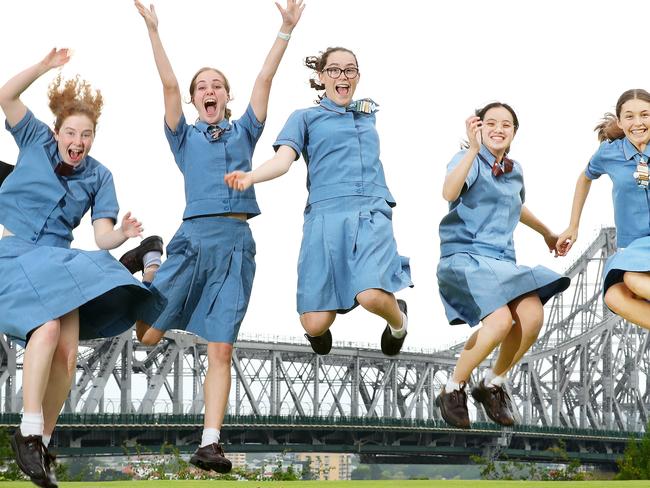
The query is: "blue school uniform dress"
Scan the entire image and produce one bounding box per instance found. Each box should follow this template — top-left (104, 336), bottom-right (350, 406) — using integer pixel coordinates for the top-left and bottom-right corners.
top-left (145, 106), bottom-right (263, 343)
top-left (585, 138), bottom-right (650, 294)
top-left (437, 145), bottom-right (570, 326)
top-left (274, 97), bottom-right (412, 314)
top-left (0, 110), bottom-right (163, 341)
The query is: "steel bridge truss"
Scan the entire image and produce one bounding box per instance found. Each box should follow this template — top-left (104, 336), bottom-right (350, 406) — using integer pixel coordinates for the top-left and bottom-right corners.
top-left (0, 227), bottom-right (647, 434)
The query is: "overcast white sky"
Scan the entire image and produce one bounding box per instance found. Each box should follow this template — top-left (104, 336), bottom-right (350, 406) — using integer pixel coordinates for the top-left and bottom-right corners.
top-left (1, 0), bottom-right (642, 350)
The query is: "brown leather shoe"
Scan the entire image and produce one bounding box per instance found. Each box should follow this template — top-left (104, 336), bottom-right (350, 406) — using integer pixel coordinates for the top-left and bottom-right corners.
top-left (119, 236), bottom-right (164, 274)
top-left (10, 431), bottom-right (57, 487)
top-left (436, 383), bottom-right (470, 428)
top-left (189, 443), bottom-right (232, 473)
top-left (471, 379), bottom-right (515, 426)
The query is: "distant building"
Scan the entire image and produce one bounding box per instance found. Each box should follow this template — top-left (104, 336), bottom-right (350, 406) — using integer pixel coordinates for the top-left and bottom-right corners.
top-left (227, 452), bottom-right (247, 469)
top-left (296, 453), bottom-right (353, 480)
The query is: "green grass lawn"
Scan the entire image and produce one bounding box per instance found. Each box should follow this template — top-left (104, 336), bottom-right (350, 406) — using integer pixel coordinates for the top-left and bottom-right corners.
top-left (0, 482), bottom-right (649, 487)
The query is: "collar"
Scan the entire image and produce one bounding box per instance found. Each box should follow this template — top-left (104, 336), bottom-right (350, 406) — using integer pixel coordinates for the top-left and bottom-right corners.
top-left (623, 137), bottom-right (650, 162)
top-left (477, 144), bottom-right (498, 167)
top-left (196, 118), bottom-right (231, 135)
top-left (319, 96), bottom-right (347, 114)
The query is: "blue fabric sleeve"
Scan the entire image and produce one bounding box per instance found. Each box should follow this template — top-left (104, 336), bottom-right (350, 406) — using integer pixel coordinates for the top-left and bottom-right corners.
top-left (273, 110), bottom-right (307, 161)
top-left (164, 113), bottom-right (190, 171)
top-left (446, 150), bottom-right (479, 193)
top-left (237, 104), bottom-right (265, 145)
top-left (585, 142), bottom-right (608, 180)
top-left (91, 169), bottom-right (119, 223)
top-left (5, 110), bottom-right (53, 151)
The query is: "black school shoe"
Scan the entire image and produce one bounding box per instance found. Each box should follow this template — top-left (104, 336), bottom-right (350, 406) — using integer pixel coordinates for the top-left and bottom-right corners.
top-left (304, 329), bottom-right (333, 355)
top-left (380, 299), bottom-right (408, 356)
top-left (10, 431), bottom-right (57, 488)
top-left (119, 235), bottom-right (164, 274)
top-left (189, 443), bottom-right (232, 473)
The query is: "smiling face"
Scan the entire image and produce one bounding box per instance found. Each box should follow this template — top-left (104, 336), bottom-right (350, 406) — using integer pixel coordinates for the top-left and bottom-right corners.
top-left (480, 106), bottom-right (516, 158)
top-left (317, 50), bottom-right (359, 106)
top-left (617, 98), bottom-right (650, 152)
top-left (191, 69), bottom-right (230, 124)
top-left (54, 114), bottom-right (95, 165)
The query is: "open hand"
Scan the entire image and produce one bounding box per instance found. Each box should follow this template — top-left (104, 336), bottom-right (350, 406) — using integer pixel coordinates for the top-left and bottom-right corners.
top-left (276, 0), bottom-right (305, 31)
top-left (121, 211), bottom-right (144, 238)
top-left (134, 0), bottom-right (159, 32)
top-left (41, 48), bottom-right (71, 71)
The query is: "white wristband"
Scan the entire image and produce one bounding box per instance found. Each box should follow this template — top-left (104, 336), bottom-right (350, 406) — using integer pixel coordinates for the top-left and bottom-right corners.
top-left (277, 31), bottom-right (291, 41)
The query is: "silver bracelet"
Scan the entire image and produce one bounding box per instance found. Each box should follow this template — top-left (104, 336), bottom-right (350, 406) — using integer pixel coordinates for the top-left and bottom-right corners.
top-left (277, 31), bottom-right (291, 41)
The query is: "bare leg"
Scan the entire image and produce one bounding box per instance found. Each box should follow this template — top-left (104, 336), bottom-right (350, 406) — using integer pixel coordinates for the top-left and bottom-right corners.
top-left (22, 320), bottom-right (60, 413)
top-left (300, 311), bottom-right (336, 337)
top-left (142, 264), bottom-right (159, 283)
top-left (605, 281), bottom-right (650, 330)
top-left (492, 293), bottom-right (544, 375)
top-left (135, 320), bottom-right (165, 345)
top-left (451, 306), bottom-right (513, 383)
top-left (356, 288), bottom-right (402, 327)
top-left (204, 343), bottom-right (233, 430)
top-left (42, 309), bottom-right (79, 436)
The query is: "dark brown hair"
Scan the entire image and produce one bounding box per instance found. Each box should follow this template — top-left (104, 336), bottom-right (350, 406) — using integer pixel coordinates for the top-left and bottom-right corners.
top-left (305, 47), bottom-right (358, 94)
top-left (48, 75), bottom-right (103, 132)
top-left (595, 89), bottom-right (650, 142)
top-left (188, 67), bottom-right (232, 120)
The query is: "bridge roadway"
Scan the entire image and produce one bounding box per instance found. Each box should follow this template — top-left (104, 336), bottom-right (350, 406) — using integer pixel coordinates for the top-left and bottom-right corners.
top-left (0, 413), bottom-right (633, 469)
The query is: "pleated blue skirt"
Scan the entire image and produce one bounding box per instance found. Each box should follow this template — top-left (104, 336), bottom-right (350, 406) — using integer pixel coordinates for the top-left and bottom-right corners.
top-left (0, 235), bottom-right (164, 341)
top-left (297, 196), bottom-right (412, 314)
top-left (145, 216), bottom-right (256, 344)
top-left (603, 235), bottom-right (650, 294)
top-left (437, 252), bottom-right (570, 326)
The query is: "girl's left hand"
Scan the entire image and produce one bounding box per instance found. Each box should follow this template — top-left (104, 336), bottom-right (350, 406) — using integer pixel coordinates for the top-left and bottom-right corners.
top-left (544, 232), bottom-right (560, 257)
top-left (276, 0), bottom-right (305, 30)
top-left (121, 211), bottom-right (144, 238)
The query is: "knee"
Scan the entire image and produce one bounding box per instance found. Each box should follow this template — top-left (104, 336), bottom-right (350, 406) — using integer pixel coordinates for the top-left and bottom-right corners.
top-left (136, 321), bottom-right (163, 346)
top-left (523, 306), bottom-right (545, 338)
top-left (623, 272), bottom-right (647, 296)
top-left (52, 342), bottom-right (77, 378)
top-left (356, 289), bottom-right (388, 313)
top-left (484, 311), bottom-right (514, 342)
top-left (32, 320), bottom-right (61, 346)
top-left (605, 283), bottom-right (630, 313)
top-left (301, 313), bottom-right (334, 337)
top-left (208, 343), bottom-right (233, 367)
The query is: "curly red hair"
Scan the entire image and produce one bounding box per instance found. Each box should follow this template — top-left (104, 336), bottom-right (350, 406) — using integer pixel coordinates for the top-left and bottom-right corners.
top-left (48, 74), bottom-right (103, 132)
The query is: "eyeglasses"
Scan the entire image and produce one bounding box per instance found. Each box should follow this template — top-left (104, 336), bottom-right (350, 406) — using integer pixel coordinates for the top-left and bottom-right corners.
top-left (323, 66), bottom-right (359, 79)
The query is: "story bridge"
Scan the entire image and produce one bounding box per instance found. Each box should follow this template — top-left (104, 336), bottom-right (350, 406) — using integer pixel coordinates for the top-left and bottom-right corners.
top-left (0, 227), bottom-right (646, 469)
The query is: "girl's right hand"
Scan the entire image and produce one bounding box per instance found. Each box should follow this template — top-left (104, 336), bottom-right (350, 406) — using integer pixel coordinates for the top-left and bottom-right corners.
top-left (224, 171), bottom-right (254, 192)
top-left (134, 0), bottom-right (158, 32)
top-left (41, 48), bottom-right (71, 71)
top-left (556, 227), bottom-right (578, 256)
top-left (466, 115), bottom-right (482, 152)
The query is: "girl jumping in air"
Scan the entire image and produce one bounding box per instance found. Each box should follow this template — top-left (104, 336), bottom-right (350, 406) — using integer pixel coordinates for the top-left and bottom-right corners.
top-left (558, 89), bottom-right (650, 330)
top-left (0, 49), bottom-right (163, 488)
top-left (225, 47), bottom-right (412, 357)
top-left (131, 0), bottom-right (304, 473)
top-left (436, 103), bottom-right (569, 428)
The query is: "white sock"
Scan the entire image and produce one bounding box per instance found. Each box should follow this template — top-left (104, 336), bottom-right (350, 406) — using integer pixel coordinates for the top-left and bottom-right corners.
top-left (483, 369), bottom-right (497, 385)
top-left (143, 251), bottom-right (162, 271)
top-left (42, 434), bottom-right (51, 447)
top-left (20, 411), bottom-right (44, 437)
top-left (389, 311), bottom-right (408, 339)
top-left (445, 379), bottom-right (460, 392)
top-left (200, 428), bottom-right (220, 447)
top-left (489, 375), bottom-right (506, 387)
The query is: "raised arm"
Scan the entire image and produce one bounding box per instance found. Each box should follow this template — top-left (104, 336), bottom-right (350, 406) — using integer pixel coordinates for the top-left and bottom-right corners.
top-left (0, 48), bottom-right (70, 127)
top-left (556, 172), bottom-right (592, 256)
top-left (134, 0), bottom-right (182, 130)
top-left (93, 212), bottom-right (143, 250)
top-left (249, 0), bottom-right (305, 123)
top-left (520, 205), bottom-right (558, 256)
top-left (224, 145), bottom-right (297, 191)
top-left (442, 116), bottom-right (481, 202)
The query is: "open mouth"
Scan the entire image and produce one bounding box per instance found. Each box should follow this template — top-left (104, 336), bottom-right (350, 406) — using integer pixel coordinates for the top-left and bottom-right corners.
top-left (68, 149), bottom-right (83, 163)
top-left (204, 98), bottom-right (217, 117)
top-left (335, 84), bottom-right (350, 96)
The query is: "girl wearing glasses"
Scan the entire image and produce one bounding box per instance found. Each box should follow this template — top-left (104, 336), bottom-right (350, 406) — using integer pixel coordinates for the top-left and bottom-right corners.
top-left (436, 103), bottom-right (569, 429)
top-left (132, 0), bottom-right (304, 474)
top-left (557, 89), bottom-right (650, 329)
top-left (0, 49), bottom-right (163, 487)
top-left (225, 47), bottom-right (412, 357)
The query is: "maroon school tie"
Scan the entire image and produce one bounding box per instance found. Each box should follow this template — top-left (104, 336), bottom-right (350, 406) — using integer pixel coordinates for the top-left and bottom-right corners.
top-left (492, 157), bottom-right (514, 177)
top-left (54, 161), bottom-right (75, 176)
